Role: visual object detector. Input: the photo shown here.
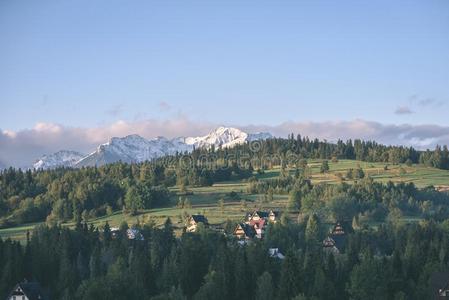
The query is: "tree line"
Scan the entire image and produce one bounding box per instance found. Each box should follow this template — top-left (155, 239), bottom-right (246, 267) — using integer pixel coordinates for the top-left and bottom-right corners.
top-left (0, 161), bottom-right (253, 227)
top-left (187, 134), bottom-right (449, 170)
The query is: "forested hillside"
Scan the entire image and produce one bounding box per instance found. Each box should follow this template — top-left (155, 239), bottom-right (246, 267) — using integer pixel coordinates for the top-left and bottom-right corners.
top-left (0, 162), bottom-right (252, 227)
top-left (2, 216), bottom-right (449, 299)
top-left (1, 134), bottom-right (449, 228)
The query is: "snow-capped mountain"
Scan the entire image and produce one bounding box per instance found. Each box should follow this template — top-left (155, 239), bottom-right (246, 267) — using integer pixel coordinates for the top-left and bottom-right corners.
top-left (185, 126), bottom-right (250, 148)
top-left (75, 134), bottom-right (193, 167)
top-left (34, 127), bottom-right (272, 169)
top-left (33, 150), bottom-right (86, 170)
top-left (184, 126), bottom-right (273, 149)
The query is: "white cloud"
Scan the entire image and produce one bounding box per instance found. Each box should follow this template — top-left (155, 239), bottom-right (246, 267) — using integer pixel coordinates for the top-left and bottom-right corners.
top-left (1, 118), bottom-right (449, 168)
top-left (241, 120), bottom-right (449, 149)
top-left (0, 117), bottom-right (214, 168)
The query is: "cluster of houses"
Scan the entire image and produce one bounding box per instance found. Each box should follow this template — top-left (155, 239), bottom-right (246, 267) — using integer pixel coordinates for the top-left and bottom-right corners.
top-left (185, 210), bottom-right (280, 240)
top-left (185, 211), bottom-right (352, 259)
top-left (186, 210), bottom-right (283, 258)
top-left (322, 221), bottom-right (347, 255)
top-left (234, 210), bottom-right (279, 239)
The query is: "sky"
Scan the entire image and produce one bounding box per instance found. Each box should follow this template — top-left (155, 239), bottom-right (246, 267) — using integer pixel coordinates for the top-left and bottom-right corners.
top-left (1, 0), bottom-right (449, 167)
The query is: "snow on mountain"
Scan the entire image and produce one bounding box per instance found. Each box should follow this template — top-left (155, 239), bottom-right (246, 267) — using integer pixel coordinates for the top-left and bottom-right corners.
top-left (75, 134), bottom-right (194, 167)
top-left (36, 127), bottom-right (272, 169)
top-left (184, 126), bottom-right (250, 149)
top-left (33, 150), bottom-right (86, 170)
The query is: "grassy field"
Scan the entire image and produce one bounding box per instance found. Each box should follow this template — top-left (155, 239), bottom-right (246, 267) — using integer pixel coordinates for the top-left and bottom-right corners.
top-left (1, 160), bottom-right (448, 243)
top-left (259, 159), bottom-right (449, 187)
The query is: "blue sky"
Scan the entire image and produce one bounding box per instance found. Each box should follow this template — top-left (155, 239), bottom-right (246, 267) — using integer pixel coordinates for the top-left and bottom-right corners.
top-left (1, 0), bottom-right (449, 167)
top-left (1, 0), bottom-right (448, 131)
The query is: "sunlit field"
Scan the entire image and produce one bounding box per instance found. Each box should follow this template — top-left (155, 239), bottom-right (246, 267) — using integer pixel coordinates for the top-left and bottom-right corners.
top-left (2, 159), bottom-right (448, 243)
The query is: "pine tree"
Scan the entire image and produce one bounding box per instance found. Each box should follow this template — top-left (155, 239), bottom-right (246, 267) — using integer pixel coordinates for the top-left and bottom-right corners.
top-left (168, 285), bottom-right (187, 300)
top-left (125, 186), bottom-right (143, 215)
top-left (305, 214), bottom-right (320, 245)
top-left (234, 249), bottom-right (252, 299)
top-left (89, 247), bottom-right (103, 278)
top-left (256, 271), bottom-right (274, 300)
top-left (320, 160), bottom-right (330, 173)
top-left (278, 251), bottom-right (301, 299)
top-left (288, 188), bottom-right (301, 212)
top-left (194, 270), bottom-right (225, 300)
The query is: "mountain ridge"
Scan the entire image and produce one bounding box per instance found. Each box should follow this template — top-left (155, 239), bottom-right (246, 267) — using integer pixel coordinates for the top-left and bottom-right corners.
top-left (33, 150), bottom-right (86, 170)
top-left (33, 127), bottom-right (272, 169)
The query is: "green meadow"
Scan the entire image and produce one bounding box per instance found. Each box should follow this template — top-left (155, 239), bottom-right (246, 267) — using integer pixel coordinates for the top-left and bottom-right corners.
top-left (1, 159), bottom-right (448, 243)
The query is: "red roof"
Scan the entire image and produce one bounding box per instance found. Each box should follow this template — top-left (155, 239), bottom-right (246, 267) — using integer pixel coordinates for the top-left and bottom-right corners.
top-left (249, 218), bottom-right (266, 229)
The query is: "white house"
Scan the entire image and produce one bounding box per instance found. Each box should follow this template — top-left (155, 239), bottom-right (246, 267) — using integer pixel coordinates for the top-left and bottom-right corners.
top-left (7, 281), bottom-right (47, 300)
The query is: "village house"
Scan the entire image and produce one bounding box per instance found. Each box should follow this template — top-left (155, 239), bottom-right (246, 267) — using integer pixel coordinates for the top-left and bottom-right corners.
top-left (127, 228), bottom-right (144, 240)
top-left (186, 214), bottom-right (209, 232)
top-left (7, 280), bottom-right (48, 300)
top-left (235, 210), bottom-right (280, 240)
top-left (234, 223), bottom-right (256, 240)
top-left (247, 210), bottom-right (279, 223)
top-left (249, 218), bottom-right (266, 239)
top-left (109, 227), bottom-right (144, 240)
top-left (322, 222), bottom-right (347, 254)
top-left (268, 248), bottom-right (285, 260)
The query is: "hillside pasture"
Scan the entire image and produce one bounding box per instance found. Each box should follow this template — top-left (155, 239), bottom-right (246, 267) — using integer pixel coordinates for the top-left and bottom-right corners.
top-left (1, 159), bottom-right (448, 242)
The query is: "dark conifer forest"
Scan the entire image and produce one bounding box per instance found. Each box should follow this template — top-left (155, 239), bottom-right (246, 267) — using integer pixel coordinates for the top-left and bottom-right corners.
top-left (2, 214), bottom-right (449, 299)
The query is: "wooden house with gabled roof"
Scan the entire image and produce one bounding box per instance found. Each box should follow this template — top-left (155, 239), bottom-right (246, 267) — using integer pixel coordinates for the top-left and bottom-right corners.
top-left (234, 223), bottom-right (256, 239)
top-left (323, 221), bottom-right (348, 254)
top-left (236, 210), bottom-right (280, 240)
top-left (186, 214), bottom-right (209, 232)
top-left (268, 210), bottom-right (280, 222)
top-left (332, 222), bottom-right (345, 235)
top-left (249, 218), bottom-right (266, 238)
top-left (247, 211), bottom-right (268, 221)
top-left (247, 210), bottom-right (280, 223)
top-left (7, 280), bottom-right (48, 300)
top-left (323, 236), bottom-right (340, 255)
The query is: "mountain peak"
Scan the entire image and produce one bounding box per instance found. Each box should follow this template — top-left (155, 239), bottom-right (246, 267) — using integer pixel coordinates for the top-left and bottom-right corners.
top-left (211, 126), bottom-right (243, 134)
top-left (109, 134), bottom-right (145, 143)
top-left (32, 127), bottom-right (273, 169)
top-left (33, 150), bottom-right (86, 170)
